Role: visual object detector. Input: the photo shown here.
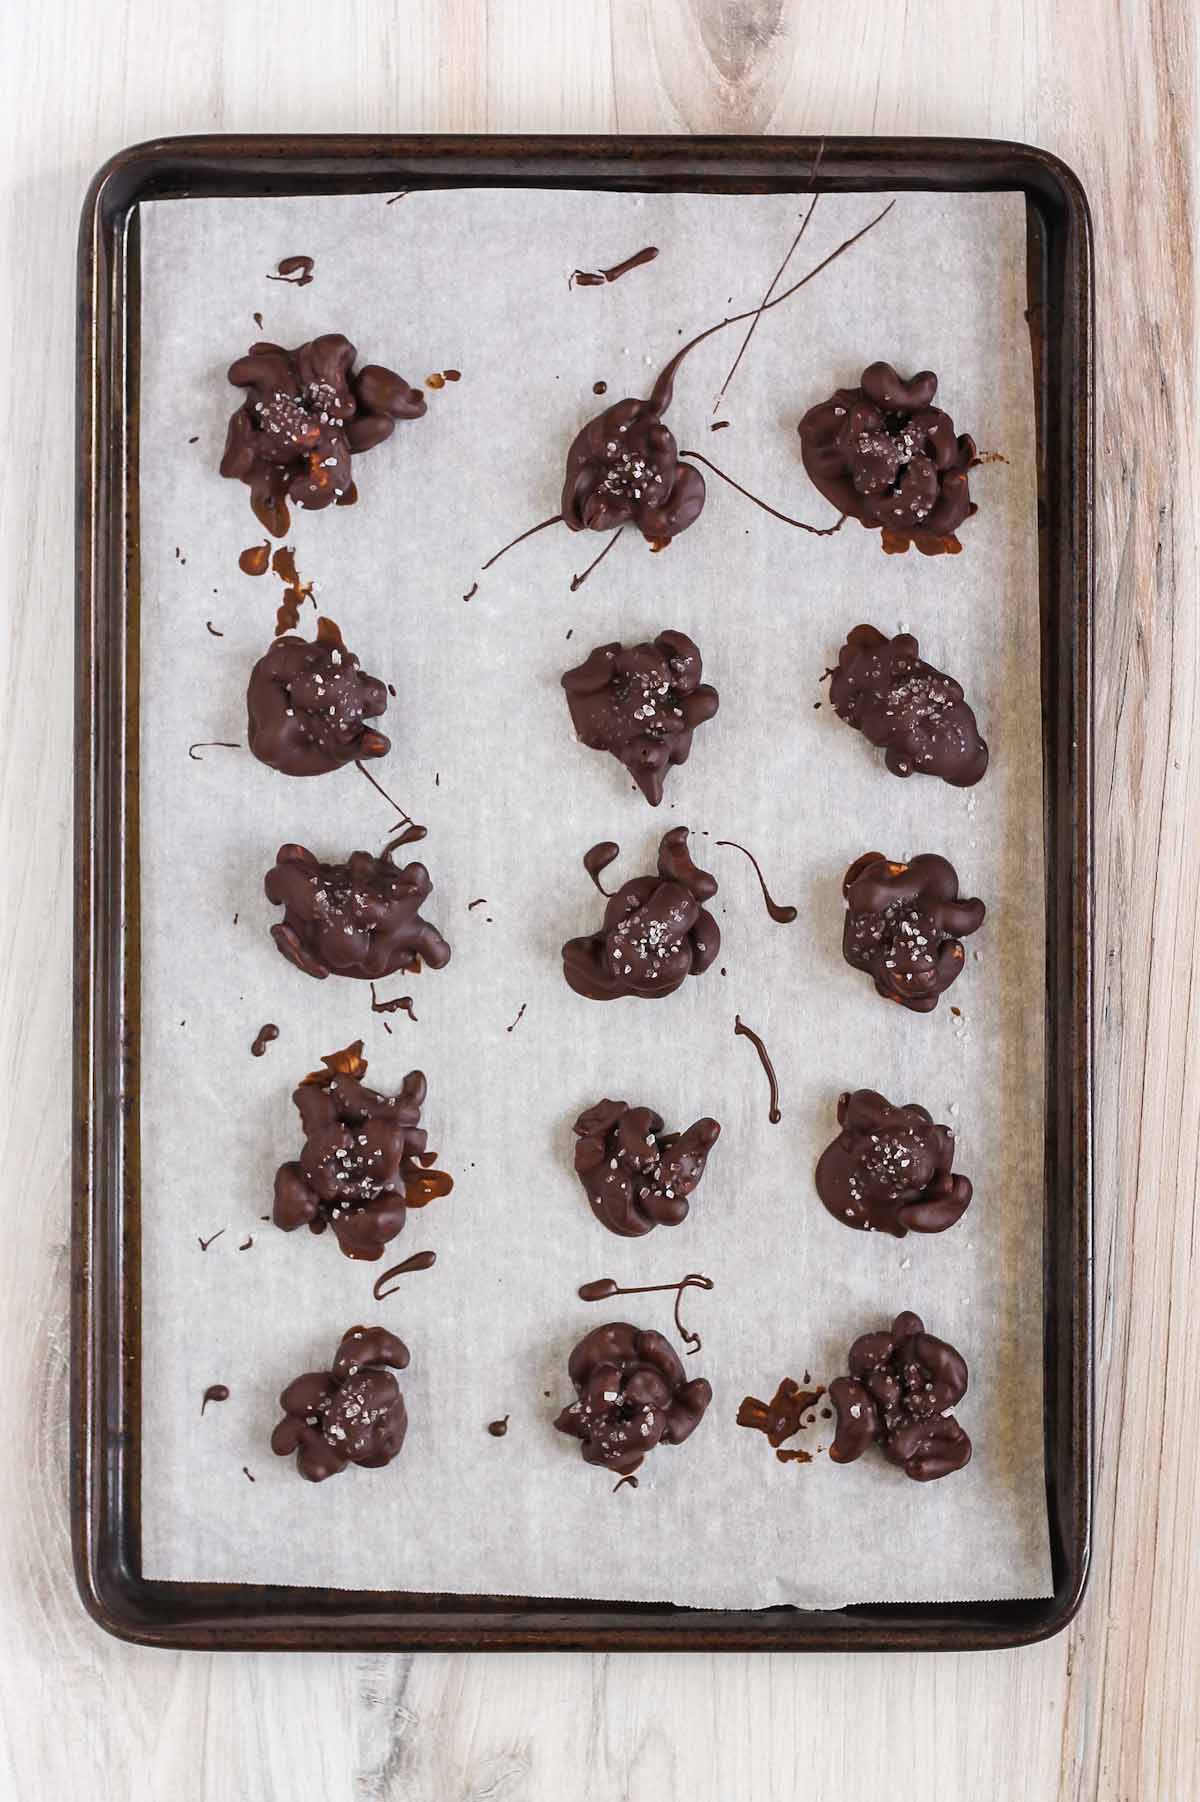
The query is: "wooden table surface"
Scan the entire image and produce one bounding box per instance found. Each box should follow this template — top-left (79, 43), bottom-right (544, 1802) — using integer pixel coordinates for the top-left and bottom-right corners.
top-left (2, 2), bottom-right (1195, 1797)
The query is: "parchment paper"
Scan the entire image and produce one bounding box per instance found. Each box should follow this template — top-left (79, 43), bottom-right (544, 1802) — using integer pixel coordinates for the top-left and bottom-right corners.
top-left (136, 187), bottom-right (1051, 1606)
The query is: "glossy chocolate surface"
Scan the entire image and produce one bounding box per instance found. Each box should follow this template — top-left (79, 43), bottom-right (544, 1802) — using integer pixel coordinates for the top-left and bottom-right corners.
top-left (553, 1322), bottom-right (712, 1474)
top-left (563, 828), bottom-right (719, 1000)
top-left (271, 1325), bottom-right (410, 1482)
top-left (265, 838), bottom-right (450, 981)
top-left (841, 852), bottom-right (984, 1012)
top-left (830, 624), bottom-right (988, 787)
top-left (829, 1310), bottom-right (972, 1481)
top-left (572, 1099), bottom-right (721, 1237)
top-left (562, 630), bottom-right (718, 805)
top-left (815, 1088), bottom-right (972, 1236)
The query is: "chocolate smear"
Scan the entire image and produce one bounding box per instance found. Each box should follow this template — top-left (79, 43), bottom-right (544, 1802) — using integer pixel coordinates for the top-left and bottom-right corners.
top-left (251, 1023), bottom-right (279, 1057)
top-left (737, 1378), bottom-right (826, 1448)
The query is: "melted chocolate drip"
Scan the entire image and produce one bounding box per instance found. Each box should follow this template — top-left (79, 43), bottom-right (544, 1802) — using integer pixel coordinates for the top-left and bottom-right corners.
top-left (487, 1416), bottom-right (510, 1437)
top-left (612, 1473), bottom-right (639, 1493)
top-left (734, 1015), bottom-right (782, 1123)
top-left (188, 742), bottom-right (240, 761)
top-left (201, 1383), bottom-right (230, 1414)
top-left (570, 528), bottom-right (624, 591)
top-left (577, 1273), bottom-right (714, 1354)
top-left (505, 1002), bottom-right (527, 1033)
top-left (205, 621), bottom-right (224, 636)
top-left (467, 897), bottom-right (487, 910)
top-left (372, 1248), bottom-right (437, 1298)
top-left (582, 841), bottom-right (621, 895)
top-left (197, 1229), bottom-right (225, 1250)
top-left (462, 582), bottom-right (478, 601)
top-left (267, 255), bottom-right (314, 286)
top-left (251, 1023), bottom-right (279, 1057)
top-left (571, 245), bottom-right (659, 287)
top-left (716, 841), bottom-right (797, 922)
top-left (239, 542), bottom-right (271, 577)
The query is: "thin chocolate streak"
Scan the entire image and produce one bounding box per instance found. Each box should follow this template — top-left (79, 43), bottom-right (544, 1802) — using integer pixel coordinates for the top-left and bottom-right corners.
top-left (677, 450), bottom-right (846, 535)
top-left (463, 582), bottom-right (478, 601)
top-left (242, 1466), bottom-right (256, 1481)
top-left (715, 841), bottom-right (798, 923)
top-left (238, 1236), bottom-right (253, 1250)
top-left (201, 1384), bottom-right (229, 1415)
top-left (713, 154), bottom-right (823, 409)
top-left (572, 245), bottom-right (659, 286)
top-left (197, 1230), bottom-right (225, 1251)
top-left (505, 1002), bottom-right (527, 1033)
top-left (188, 742), bottom-right (240, 760)
top-left (734, 1015), bottom-right (782, 1124)
top-left (386, 191), bottom-right (411, 205)
top-left (713, 194), bottom-right (818, 412)
top-left (370, 982), bottom-right (417, 1023)
top-left (205, 621), bottom-right (224, 636)
top-left (612, 1473), bottom-right (639, 1493)
top-left (354, 760), bottom-right (424, 838)
top-left (372, 1249), bottom-right (437, 1298)
top-left (577, 1274), bottom-right (714, 1353)
top-left (467, 897), bottom-right (488, 910)
top-left (583, 841), bottom-right (621, 896)
top-left (480, 513), bottom-right (563, 572)
top-left (570, 527), bottom-right (624, 591)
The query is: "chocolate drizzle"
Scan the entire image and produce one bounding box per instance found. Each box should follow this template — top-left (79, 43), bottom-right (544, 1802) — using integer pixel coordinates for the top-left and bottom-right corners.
top-left (582, 842), bottom-right (621, 895)
top-left (733, 1016), bottom-right (782, 1123)
top-left (571, 245), bottom-right (659, 287)
top-left (578, 1273), bottom-right (714, 1354)
top-left (716, 841), bottom-right (797, 922)
top-left (372, 1248), bottom-right (437, 1298)
top-left (250, 1023), bottom-right (279, 1057)
top-left (188, 741), bottom-right (240, 761)
top-left (200, 1383), bottom-right (230, 1414)
top-left (267, 255), bottom-right (315, 287)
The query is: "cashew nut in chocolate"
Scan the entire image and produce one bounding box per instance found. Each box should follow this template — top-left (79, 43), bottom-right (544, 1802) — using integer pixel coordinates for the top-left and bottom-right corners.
top-left (829, 625), bottom-right (988, 787)
top-left (798, 362), bottom-right (977, 554)
top-left (271, 1325), bottom-right (411, 1482)
top-left (829, 1310), bottom-right (972, 1481)
top-left (220, 333), bottom-right (426, 535)
top-left (563, 828), bottom-right (719, 1000)
top-left (265, 837), bottom-right (450, 981)
top-left (554, 1322), bottom-right (712, 1474)
top-left (247, 616), bottom-right (390, 777)
top-left (273, 1040), bottom-right (452, 1260)
top-left (841, 852), bottom-right (984, 1012)
top-left (562, 630), bottom-right (719, 806)
top-left (573, 1099), bottom-right (721, 1237)
top-left (815, 1088), bottom-right (971, 1236)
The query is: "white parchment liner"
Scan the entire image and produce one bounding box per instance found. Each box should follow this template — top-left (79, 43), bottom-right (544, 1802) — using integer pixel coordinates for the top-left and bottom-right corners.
top-left (137, 188), bottom-right (1051, 1605)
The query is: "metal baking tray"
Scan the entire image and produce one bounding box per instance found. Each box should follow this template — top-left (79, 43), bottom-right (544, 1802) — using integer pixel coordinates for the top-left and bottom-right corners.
top-left (73, 133), bottom-right (1092, 1651)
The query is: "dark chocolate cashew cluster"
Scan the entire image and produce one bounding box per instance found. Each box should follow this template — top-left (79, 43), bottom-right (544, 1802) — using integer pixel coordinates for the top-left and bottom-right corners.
top-left (273, 1040), bottom-right (452, 1260)
top-left (830, 625), bottom-right (988, 788)
top-left (554, 1322), bottom-right (712, 1474)
top-left (265, 836), bottom-right (451, 981)
top-left (271, 1325), bottom-right (411, 1481)
top-left (573, 1099), bottom-right (721, 1237)
top-left (842, 852), bottom-right (985, 1013)
top-left (562, 394), bottom-right (705, 545)
top-left (798, 362), bottom-right (977, 554)
top-left (563, 828), bottom-right (719, 1000)
top-left (562, 630), bottom-right (719, 805)
top-left (815, 1088), bottom-right (971, 1237)
top-left (247, 616), bottom-right (390, 776)
top-left (220, 333), bottom-right (426, 534)
top-left (829, 1310), bottom-right (972, 1481)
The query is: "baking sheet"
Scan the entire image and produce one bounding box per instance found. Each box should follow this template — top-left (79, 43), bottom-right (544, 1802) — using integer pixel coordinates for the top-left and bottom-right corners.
top-left (136, 186), bottom-right (1051, 1607)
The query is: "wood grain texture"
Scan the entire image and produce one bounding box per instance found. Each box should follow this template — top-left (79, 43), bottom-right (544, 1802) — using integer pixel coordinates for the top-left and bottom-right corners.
top-left (0, 1), bottom-right (1195, 1797)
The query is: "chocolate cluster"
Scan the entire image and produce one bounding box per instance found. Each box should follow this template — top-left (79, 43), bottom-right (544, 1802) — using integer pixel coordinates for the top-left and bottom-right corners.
top-left (562, 630), bottom-right (719, 806)
top-left (247, 616), bottom-right (390, 777)
top-left (563, 828), bottom-right (719, 1000)
top-left (572, 1099), bottom-right (721, 1237)
top-left (842, 852), bottom-right (984, 1013)
top-left (554, 1322), bottom-right (712, 1474)
top-left (220, 334), bottom-right (426, 534)
top-left (273, 1041), bottom-right (452, 1260)
top-left (265, 837), bottom-right (451, 981)
top-left (830, 625), bottom-right (988, 788)
top-left (271, 1324), bottom-right (411, 1482)
top-left (562, 394), bottom-right (705, 546)
top-left (829, 1310), bottom-right (972, 1481)
top-left (798, 362), bottom-right (977, 554)
top-left (815, 1088), bottom-right (971, 1237)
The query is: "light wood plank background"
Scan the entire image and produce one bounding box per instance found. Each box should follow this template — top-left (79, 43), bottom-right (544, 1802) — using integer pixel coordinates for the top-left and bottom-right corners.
top-left (1, 2), bottom-right (1196, 1797)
